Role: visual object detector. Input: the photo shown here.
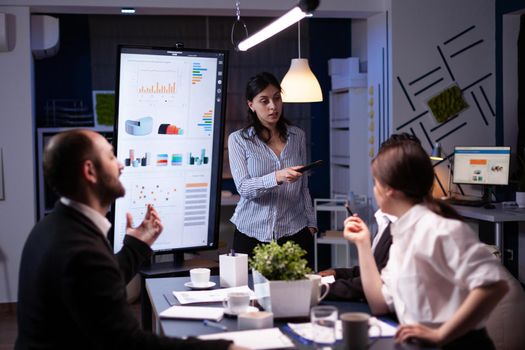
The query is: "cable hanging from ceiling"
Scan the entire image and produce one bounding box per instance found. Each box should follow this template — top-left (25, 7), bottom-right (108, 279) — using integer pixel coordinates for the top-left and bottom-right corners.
top-left (231, 0), bottom-right (249, 50)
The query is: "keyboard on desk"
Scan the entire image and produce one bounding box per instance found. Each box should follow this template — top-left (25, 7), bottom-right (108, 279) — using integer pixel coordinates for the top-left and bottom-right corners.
top-left (444, 197), bottom-right (487, 207)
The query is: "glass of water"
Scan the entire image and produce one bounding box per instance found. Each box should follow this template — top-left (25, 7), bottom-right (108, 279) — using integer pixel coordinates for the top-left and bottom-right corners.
top-left (310, 305), bottom-right (338, 348)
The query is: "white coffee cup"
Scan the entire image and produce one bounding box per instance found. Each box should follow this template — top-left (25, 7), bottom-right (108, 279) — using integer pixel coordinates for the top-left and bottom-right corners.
top-left (189, 268), bottom-right (210, 287)
top-left (307, 274), bottom-right (330, 306)
top-left (222, 291), bottom-right (250, 315)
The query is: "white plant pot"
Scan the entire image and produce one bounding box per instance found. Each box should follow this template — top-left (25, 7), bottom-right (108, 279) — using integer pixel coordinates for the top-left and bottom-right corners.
top-left (516, 191), bottom-right (525, 209)
top-left (252, 269), bottom-right (313, 318)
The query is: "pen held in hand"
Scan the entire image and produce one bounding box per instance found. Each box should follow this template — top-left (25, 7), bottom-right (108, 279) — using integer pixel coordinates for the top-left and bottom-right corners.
top-left (344, 201), bottom-right (353, 216)
top-left (203, 319), bottom-right (228, 331)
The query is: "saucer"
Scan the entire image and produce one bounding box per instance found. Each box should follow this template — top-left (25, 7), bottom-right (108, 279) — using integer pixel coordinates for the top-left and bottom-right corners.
top-left (224, 305), bottom-right (259, 317)
top-left (184, 281), bottom-right (216, 290)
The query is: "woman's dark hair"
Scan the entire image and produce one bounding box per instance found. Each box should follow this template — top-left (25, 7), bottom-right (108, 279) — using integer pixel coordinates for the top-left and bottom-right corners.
top-left (241, 72), bottom-right (290, 143)
top-left (372, 133), bottom-right (461, 220)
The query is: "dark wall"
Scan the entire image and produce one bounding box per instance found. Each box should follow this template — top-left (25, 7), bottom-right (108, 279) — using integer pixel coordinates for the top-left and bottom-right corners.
top-left (309, 18), bottom-right (352, 200)
top-left (34, 15), bottom-right (93, 126)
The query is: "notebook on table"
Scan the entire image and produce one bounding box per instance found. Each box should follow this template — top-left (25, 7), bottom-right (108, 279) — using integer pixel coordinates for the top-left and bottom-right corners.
top-left (159, 305), bottom-right (224, 322)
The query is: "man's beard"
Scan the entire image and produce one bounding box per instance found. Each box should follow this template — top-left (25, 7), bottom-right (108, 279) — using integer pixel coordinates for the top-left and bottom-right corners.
top-left (95, 166), bottom-right (125, 207)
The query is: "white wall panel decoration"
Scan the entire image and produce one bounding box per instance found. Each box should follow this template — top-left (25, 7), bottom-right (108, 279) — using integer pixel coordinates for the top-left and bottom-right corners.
top-left (388, 0), bottom-right (495, 197)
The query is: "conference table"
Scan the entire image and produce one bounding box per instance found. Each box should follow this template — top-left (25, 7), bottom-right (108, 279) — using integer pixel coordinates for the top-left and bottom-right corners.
top-left (145, 275), bottom-right (436, 349)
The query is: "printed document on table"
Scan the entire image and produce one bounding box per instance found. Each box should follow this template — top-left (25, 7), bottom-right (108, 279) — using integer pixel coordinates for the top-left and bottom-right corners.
top-left (288, 317), bottom-right (397, 343)
top-left (159, 305), bottom-right (224, 321)
top-left (199, 328), bottom-right (294, 349)
top-left (173, 285), bottom-right (256, 304)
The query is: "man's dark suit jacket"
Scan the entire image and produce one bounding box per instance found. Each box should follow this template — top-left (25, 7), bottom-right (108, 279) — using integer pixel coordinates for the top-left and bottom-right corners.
top-left (326, 224), bottom-right (392, 301)
top-left (16, 202), bottom-right (231, 350)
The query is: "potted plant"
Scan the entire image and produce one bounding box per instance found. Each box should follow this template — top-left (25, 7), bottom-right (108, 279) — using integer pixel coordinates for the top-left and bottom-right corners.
top-left (250, 241), bottom-right (313, 318)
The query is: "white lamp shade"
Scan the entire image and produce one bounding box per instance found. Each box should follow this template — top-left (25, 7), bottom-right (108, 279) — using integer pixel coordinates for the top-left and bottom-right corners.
top-left (281, 58), bottom-right (323, 103)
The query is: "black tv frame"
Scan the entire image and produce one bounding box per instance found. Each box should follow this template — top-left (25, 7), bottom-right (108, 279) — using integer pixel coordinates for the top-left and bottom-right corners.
top-left (109, 44), bottom-right (229, 264)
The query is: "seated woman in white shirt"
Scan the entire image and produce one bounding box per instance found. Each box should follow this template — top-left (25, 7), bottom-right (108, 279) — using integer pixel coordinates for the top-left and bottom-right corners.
top-left (344, 133), bottom-right (508, 349)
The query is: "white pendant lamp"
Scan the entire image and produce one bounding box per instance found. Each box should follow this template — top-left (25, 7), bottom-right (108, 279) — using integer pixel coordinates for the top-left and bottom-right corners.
top-left (281, 21), bottom-right (323, 103)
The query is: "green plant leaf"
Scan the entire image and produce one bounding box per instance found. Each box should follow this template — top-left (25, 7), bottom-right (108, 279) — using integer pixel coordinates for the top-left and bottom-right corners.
top-left (249, 241), bottom-right (311, 281)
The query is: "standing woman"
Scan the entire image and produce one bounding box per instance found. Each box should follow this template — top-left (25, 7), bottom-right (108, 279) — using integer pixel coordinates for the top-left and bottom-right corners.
top-left (228, 72), bottom-right (317, 268)
top-left (344, 134), bottom-right (508, 349)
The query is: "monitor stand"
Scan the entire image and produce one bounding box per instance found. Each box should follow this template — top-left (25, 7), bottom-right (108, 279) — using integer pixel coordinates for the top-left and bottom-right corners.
top-left (140, 252), bottom-right (218, 278)
top-left (482, 185), bottom-right (496, 209)
top-left (482, 185), bottom-right (494, 204)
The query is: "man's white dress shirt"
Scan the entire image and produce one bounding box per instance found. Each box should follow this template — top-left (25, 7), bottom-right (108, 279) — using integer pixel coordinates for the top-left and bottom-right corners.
top-left (371, 210), bottom-right (397, 252)
top-left (60, 197), bottom-right (111, 238)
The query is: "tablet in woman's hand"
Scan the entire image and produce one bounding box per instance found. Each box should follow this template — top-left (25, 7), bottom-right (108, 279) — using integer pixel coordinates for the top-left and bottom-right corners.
top-left (297, 160), bottom-right (324, 173)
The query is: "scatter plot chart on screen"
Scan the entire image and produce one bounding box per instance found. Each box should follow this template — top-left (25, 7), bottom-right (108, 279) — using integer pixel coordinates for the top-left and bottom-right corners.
top-left (130, 180), bottom-right (178, 208)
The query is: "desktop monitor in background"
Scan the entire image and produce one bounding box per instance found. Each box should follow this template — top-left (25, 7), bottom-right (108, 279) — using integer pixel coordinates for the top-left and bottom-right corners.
top-left (111, 45), bottom-right (228, 262)
top-left (452, 146), bottom-right (511, 201)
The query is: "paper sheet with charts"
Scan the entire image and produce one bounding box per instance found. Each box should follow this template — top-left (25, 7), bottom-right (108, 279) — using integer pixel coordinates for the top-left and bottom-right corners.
top-left (173, 285), bottom-right (256, 304)
top-left (159, 305), bottom-right (224, 322)
top-left (287, 317), bottom-right (397, 343)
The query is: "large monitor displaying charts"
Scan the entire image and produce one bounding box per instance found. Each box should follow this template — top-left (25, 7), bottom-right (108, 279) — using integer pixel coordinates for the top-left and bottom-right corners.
top-left (452, 146), bottom-right (511, 186)
top-left (112, 45), bottom-right (228, 254)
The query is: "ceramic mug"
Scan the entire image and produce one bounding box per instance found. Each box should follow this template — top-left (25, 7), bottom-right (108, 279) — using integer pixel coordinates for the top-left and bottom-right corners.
top-left (189, 268), bottom-right (210, 287)
top-left (222, 292), bottom-right (250, 315)
top-left (306, 274), bottom-right (330, 306)
top-left (341, 312), bottom-right (381, 350)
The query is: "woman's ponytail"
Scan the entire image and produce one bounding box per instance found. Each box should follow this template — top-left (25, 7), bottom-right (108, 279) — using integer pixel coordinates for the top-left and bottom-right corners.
top-left (423, 194), bottom-right (463, 220)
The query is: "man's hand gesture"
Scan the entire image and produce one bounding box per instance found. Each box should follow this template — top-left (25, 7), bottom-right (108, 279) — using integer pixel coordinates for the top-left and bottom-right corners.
top-left (126, 204), bottom-right (163, 246)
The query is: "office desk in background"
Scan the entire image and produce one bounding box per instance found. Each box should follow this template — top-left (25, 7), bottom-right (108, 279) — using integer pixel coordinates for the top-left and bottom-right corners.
top-left (145, 275), bottom-right (435, 350)
top-left (451, 204), bottom-right (525, 262)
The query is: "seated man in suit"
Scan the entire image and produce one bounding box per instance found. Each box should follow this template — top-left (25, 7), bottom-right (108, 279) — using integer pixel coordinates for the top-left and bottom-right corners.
top-left (16, 130), bottom-right (242, 350)
top-left (318, 210), bottom-right (396, 300)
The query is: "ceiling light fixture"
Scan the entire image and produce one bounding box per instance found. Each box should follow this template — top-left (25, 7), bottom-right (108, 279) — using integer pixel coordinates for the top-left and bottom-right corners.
top-left (121, 8), bottom-right (136, 14)
top-left (237, 0), bottom-right (319, 52)
top-left (280, 21), bottom-right (323, 103)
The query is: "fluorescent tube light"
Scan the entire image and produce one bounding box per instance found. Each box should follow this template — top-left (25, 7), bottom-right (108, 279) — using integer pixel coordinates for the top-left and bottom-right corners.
top-left (121, 8), bottom-right (136, 14)
top-left (237, 0), bottom-right (319, 51)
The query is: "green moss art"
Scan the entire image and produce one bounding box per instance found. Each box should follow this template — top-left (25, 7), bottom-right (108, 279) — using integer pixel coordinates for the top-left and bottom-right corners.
top-left (95, 93), bottom-right (115, 126)
top-left (426, 85), bottom-right (468, 123)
